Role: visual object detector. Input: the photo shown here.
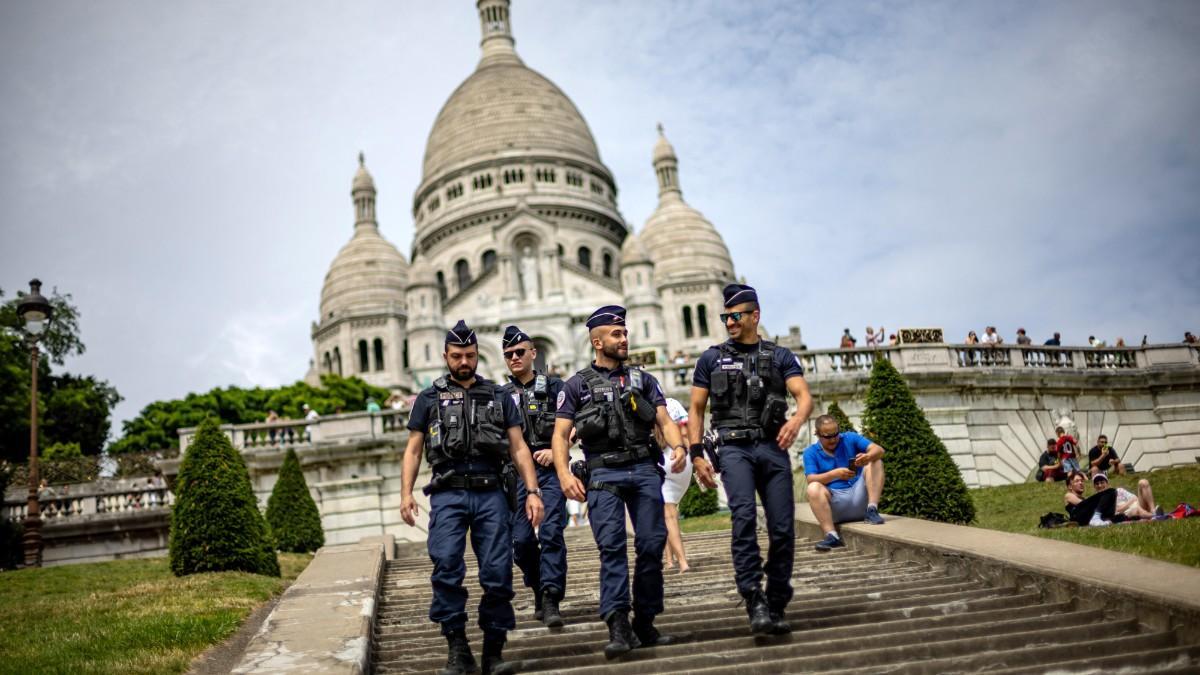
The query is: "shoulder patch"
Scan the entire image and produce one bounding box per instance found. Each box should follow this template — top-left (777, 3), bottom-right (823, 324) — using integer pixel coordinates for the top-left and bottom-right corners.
top-left (795, 355), bottom-right (802, 367)
top-left (556, 390), bottom-right (566, 408)
top-left (511, 392), bottom-right (521, 407)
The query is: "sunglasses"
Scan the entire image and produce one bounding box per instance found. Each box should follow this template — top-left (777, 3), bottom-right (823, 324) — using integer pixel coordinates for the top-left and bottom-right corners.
top-left (720, 311), bottom-right (749, 323)
top-left (503, 348), bottom-right (528, 360)
top-left (818, 432), bottom-right (840, 440)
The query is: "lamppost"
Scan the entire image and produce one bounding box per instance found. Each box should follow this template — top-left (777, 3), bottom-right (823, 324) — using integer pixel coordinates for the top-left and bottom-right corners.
top-left (17, 279), bottom-right (52, 568)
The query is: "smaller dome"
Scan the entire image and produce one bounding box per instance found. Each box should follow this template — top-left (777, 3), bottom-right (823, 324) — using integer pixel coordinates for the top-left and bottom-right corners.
top-left (320, 228), bottom-right (409, 320)
top-left (652, 123), bottom-right (676, 164)
top-left (407, 255), bottom-right (437, 286)
top-left (352, 152), bottom-right (375, 192)
top-left (620, 232), bottom-right (651, 266)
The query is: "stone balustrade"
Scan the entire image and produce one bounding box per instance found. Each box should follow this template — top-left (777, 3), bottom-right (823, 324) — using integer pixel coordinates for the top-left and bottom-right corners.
top-left (179, 409), bottom-right (409, 454)
top-left (3, 479), bottom-right (174, 525)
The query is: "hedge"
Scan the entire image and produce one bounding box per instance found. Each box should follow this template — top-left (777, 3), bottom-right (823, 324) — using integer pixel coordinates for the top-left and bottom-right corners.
top-left (266, 448), bottom-right (324, 553)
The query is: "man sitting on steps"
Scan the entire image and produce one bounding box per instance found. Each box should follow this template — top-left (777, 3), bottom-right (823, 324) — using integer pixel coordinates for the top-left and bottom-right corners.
top-left (802, 415), bottom-right (887, 552)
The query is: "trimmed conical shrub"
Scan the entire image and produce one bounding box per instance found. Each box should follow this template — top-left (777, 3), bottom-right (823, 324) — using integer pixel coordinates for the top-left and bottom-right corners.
top-left (169, 418), bottom-right (279, 577)
top-left (861, 358), bottom-right (975, 524)
top-left (678, 476), bottom-right (719, 518)
top-left (266, 448), bottom-right (324, 553)
top-left (827, 401), bottom-right (855, 433)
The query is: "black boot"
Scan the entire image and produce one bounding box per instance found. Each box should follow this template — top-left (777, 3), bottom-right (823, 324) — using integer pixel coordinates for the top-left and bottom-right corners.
top-left (439, 629), bottom-right (477, 675)
top-left (541, 588), bottom-right (564, 629)
top-left (603, 611), bottom-right (640, 659)
top-left (767, 608), bottom-right (792, 635)
top-left (632, 614), bottom-right (678, 647)
top-left (532, 588), bottom-right (544, 622)
top-left (743, 590), bottom-right (772, 635)
top-left (481, 635), bottom-right (515, 675)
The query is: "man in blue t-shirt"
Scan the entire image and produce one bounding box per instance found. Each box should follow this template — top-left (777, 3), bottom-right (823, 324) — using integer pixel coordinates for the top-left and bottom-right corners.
top-left (802, 414), bottom-right (887, 551)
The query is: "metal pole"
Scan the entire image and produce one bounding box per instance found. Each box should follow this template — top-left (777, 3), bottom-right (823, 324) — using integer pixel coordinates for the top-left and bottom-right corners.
top-left (23, 342), bottom-right (43, 567)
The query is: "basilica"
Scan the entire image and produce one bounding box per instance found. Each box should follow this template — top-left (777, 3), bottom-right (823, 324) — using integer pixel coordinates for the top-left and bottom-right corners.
top-left (308, 0), bottom-right (739, 393)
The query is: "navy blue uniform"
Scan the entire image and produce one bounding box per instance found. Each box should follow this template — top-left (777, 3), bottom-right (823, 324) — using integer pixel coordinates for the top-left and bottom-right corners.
top-left (694, 340), bottom-right (804, 612)
top-left (557, 363), bottom-right (668, 620)
top-left (502, 373), bottom-right (569, 598)
top-left (408, 376), bottom-right (524, 637)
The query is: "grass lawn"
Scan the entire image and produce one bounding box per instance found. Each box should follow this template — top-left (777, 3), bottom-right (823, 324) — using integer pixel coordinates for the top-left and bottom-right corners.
top-left (680, 512), bottom-right (732, 533)
top-left (970, 464), bottom-right (1200, 568)
top-left (0, 552), bottom-right (311, 675)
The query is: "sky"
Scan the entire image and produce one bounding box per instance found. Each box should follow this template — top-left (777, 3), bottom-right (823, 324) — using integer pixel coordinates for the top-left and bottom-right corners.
top-left (1, 0), bottom-right (1198, 439)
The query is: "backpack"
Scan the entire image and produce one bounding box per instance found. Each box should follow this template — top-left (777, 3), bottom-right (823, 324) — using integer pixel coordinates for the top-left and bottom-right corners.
top-left (1170, 503), bottom-right (1197, 519)
top-left (1039, 512), bottom-right (1070, 529)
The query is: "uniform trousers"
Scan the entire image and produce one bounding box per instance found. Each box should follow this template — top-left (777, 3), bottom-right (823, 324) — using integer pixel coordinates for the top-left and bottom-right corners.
top-left (719, 439), bottom-right (795, 610)
top-left (427, 487), bottom-right (515, 637)
top-left (586, 460), bottom-right (666, 619)
top-left (513, 464), bottom-right (568, 596)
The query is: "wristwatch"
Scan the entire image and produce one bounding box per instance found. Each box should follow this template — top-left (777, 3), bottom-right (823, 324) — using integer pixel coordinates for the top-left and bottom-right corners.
top-left (688, 443), bottom-right (706, 460)
top-left (527, 487), bottom-right (543, 497)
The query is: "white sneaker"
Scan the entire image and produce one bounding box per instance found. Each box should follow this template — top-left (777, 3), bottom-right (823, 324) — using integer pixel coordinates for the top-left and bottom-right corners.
top-left (1089, 512), bottom-right (1111, 527)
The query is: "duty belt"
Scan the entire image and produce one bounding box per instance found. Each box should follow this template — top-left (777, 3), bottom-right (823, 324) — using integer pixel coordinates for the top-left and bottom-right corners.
top-left (716, 427), bottom-right (764, 444)
top-left (422, 471), bottom-right (501, 495)
top-left (585, 447), bottom-right (655, 470)
top-left (588, 480), bottom-right (628, 499)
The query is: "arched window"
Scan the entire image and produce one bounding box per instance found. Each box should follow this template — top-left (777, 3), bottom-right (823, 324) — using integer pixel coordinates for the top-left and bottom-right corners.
top-left (424, 343), bottom-right (431, 362)
top-left (577, 246), bottom-right (591, 270)
top-left (323, 351), bottom-right (332, 373)
top-left (636, 271), bottom-right (642, 286)
top-left (556, 244), bottom-right (564, 257)
top-left (602, 251), bottom-right (613, 277)
top-left (374, 338), bottom-right (385, 371)
top-left (698, 304), bottom-right (710, 337)
top-left (455, 259), bottom-right (471, 291)
top-left (358, 340), bottom-right (370, 373)
top-left (682, 306), bottom-right (694, 339)
top-left (481, 250), bottom-right (497, 273)
top-left (402, 339), bottom-right (409, 368)
top-left (333, 347), bottom-right (343, 376)
top-left (436, 271), bottom-right (447, 301)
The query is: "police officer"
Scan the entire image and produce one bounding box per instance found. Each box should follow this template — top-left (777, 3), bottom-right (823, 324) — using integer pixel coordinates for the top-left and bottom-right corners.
top-left (499, 325), bottom-right (569, 628)
top-left (688, 283), bottom-right (813, 635)
top-left (400, 320), bottom-right (544, 675)
top-left (552, 305), bottom-right (687, 658)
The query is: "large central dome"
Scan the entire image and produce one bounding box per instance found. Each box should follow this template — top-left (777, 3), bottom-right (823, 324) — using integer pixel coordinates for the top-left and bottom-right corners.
top-left (422, 62), bottom-right (602, 181)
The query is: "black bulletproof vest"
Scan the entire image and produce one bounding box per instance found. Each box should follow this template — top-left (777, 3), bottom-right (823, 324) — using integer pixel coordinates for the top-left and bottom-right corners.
top-left (422, 377), bottom-right (509, 469)
top-left (513, 373), bottom-right (556, 450)
top-left (708, 340), bottom-right (789, 433)
top-left (573, 366), bottom-right (657, 456)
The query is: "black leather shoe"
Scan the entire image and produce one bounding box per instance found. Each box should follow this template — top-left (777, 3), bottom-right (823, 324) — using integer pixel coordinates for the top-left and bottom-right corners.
top-left (481, 636), bottom-right (514, 675)
top-left (744, 590), bottom-right (772, 634)
top-left (632, 615), bottom-right (678, 647)
top-left (440, 629), bottom-right (478, 675)
top-left (541, 592), bottom-right (564, 628)
top-left (532, 588), bottom-right (544, 622)
top-left (768, 609), bottom-right (792, 635)
top-left (603, 611), bottom-right (640, 659)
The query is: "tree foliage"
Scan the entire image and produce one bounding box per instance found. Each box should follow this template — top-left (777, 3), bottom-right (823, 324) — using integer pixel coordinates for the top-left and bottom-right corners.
top-left (678, 476), bottom-right (719, 518)
top-left (265, 448), bottom-right (325, 553)
top-left (111, 374), bottom-right (390, 454)
top-left (826, 401), bottom-right (855, 433)
top-left (860, 357), bottom-right (975, 524)
top-left (169, 418), bottom-right (279, 577)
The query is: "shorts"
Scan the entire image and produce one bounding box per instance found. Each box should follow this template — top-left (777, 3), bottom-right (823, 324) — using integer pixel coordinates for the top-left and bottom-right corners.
top-left (661, 448), bottom-right (693, 504)
top-left (829, 479), bottom-right (869, 524)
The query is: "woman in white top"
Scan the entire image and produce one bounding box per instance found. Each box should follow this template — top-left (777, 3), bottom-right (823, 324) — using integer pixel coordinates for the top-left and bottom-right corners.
top-left (660, 398), bottom-right (694, 572)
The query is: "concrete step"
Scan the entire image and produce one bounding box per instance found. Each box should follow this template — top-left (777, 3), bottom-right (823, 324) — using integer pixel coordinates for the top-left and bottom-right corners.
top-left (370, 527), bottom-right (1190, 674)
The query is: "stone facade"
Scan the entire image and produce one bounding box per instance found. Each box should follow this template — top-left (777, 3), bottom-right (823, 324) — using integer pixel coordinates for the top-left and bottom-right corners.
top-left (307, 0), bottom-right (739, 391)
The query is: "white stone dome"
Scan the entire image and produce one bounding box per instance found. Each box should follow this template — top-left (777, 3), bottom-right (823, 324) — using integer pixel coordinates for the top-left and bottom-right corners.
top-left (407, 254), bottom-right (437, 286)
top-left (352, 152), bottom-right (375, 192)
top-left (320, 229), bottom-right (409, 320)
top-left (620, 231), bottom-right (651, 266)
top-left (421, 61), bottom-right (603, 181)
top-left (639, 199), bottom-right (734, 281)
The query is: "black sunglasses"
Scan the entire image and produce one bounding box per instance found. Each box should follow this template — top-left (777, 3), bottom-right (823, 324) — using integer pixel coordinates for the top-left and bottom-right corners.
top-left (503, 348), bottom-right (528, 360)
top-left (720, 311), bottom-right (749, 323)
top-left (818, 431), bottom-right (840, 440)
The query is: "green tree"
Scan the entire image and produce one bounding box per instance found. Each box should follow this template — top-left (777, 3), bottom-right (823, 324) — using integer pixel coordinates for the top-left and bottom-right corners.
top-left (265, 448), bottom-right (325, 553)
top-left (111, 374), bottom-right (390, 454)
top-left (678, 476), bottom-right (719, 518)
top-left (169, 418), bottom-right (279, 577)
top-left (860, 357), bottom-right (975, 524)
top-left (826, 401), bottom-right (855, 433)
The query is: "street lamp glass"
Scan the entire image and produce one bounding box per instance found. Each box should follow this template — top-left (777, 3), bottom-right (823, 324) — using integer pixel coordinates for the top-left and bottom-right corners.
top-left (25, 317), bottom-right (46, 335)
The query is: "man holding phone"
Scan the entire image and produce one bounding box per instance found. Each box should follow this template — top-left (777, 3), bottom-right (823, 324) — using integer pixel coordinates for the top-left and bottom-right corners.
top-left (803, 414), bottom-right (887, 551)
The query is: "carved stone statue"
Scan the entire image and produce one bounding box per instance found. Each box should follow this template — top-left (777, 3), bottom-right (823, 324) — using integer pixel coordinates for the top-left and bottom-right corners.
top-left (518, 246), bottom-right (541, 300)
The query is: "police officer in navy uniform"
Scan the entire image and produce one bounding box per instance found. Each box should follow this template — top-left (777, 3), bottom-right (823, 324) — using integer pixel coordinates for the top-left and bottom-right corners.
top-left (552, 305), bottom-right (688, 658)
top-left (688, 284), bottom-right (813, 636)
top-left (400, 320), bottom-right (544, 675)
top-left (499, 325), bottom-right (570, 628)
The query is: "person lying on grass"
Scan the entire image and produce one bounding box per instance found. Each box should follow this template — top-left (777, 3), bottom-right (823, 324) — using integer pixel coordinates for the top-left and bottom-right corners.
top-left (1092, 473), bottom-right (1164, 520)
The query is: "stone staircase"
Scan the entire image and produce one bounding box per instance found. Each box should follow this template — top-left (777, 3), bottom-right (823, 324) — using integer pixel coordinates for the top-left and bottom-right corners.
top-left (371, 527), bottom-right (1200, 673)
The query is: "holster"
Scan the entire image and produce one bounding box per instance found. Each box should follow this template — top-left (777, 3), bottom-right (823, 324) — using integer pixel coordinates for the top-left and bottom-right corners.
top-left (501, 463), bottom-right (519, 513)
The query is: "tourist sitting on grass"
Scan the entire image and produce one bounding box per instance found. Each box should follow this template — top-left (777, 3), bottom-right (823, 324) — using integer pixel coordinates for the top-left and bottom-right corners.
top-left (1088, 435), bottom-right (1124, 477)
top-left (803, 415), bottom-right (887, 552)
top-left (1093, 473), bottom-right (1163, 520)
top-left (1064, 471), bottom-right (1126, 526)
top-left (1037, 439), bottom-right (1065, 482)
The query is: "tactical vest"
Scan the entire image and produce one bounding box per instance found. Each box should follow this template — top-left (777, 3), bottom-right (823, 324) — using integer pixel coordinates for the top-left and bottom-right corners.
top-left (708, 340), bottom-right (790, 435)
top-left (513, 373), bottom-right (556, 450)
top-left (573, 366), bottom-right (658, 457)
top-left (423, 377), bottom-right (509, 469)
